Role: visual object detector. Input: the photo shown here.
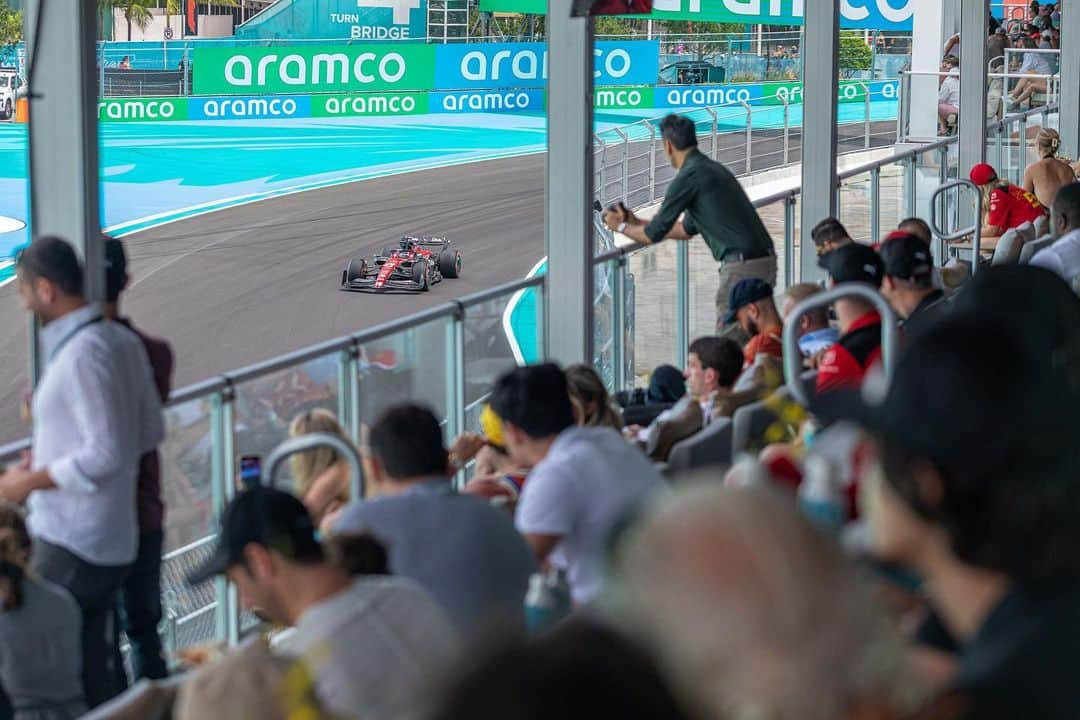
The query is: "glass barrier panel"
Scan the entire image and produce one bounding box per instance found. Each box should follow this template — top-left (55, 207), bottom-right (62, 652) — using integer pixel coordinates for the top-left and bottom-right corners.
top-left (462, 282), bottom-right (545, 433)
top-left (837, 170), bottom-right (873, 244)
top-left (356, 316), bottom-right (452, 431)
top-left (878, 160), bottom-right (907, 235)
top-left (628, 243), bottom-right (678, 386)
top-left (231, 353), bottom-right (342, 497)
top-left (753, 196), bottom-right (794, 292)
top-left (593, 258), bottom-right (617, 390)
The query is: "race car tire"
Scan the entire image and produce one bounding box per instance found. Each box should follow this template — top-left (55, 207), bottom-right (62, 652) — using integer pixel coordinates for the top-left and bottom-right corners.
top-left (412, 259), bottom-right (431, 291)
top-left (342, 258), bottom-right (367, 288)
top-left (439, 248), bottom-right (462, 279)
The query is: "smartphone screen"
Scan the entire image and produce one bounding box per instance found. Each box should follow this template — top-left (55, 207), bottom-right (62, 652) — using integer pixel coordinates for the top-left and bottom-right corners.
top-left (239, 455), bottom-right (262, 490)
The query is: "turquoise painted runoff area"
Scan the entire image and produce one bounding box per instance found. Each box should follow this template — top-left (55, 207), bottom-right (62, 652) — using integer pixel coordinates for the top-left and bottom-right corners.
top-left (0, 98), bottom-right (897, 270)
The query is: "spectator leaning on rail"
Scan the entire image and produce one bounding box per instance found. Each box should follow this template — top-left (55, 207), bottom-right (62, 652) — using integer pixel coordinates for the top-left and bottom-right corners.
top-left (813, 266), bottom-right (1080, 719)
top-left (103, 237), bottom-right (174, 683)
top-left (490, 364), bottom-right (662, 605)
top-left (782, 283), bottom-right (839, 359)
top-left (878, 231), bottom-right (946, 340)
top-left (602, 114), bottom-right (776, 336)
top-left (1031, 181), bottom-right (1080, 288)
top-left (815, 243), bottom-right (886, 395)
top-left (1022, 129), bottom-right (1076, 208)
top-left (188, 487), bottom-right (460, 720)
top-left (329, 403), bottom-right (537, 638)
top-left (969, 163), bottom-right (1046, 250)
top-left (0, 237), bottom-right (163, 707)
top-left (0, 504), bottom-right (86, 720)
top-left (628, 336), bottom-right (744, 463)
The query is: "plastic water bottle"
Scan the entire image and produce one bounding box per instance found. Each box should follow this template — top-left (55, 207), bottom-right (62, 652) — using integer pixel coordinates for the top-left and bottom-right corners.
top-left (799, 455), bottom-right (846, 532)
top-left (524, 568), bottom-right (571, 636)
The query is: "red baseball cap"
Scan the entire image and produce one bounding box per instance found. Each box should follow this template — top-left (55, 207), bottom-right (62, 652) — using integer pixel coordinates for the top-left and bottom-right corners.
top-left (970, 163), bottom-right (998, 186)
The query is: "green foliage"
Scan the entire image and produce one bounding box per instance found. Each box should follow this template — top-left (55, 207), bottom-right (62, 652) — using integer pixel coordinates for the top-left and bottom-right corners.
top-left (0, 2), bottom-right (21, 49)
top-left (839, 31), bottom-right (872, 73)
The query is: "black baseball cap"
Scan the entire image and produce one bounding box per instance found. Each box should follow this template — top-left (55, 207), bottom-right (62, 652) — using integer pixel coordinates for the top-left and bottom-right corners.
top-left (103, 236), bottom-right (127, 302)
top-left (813, 266), bottom-right (1080, 475)
top-left (187, 487), bottom-right (323, 586)
top-left (725, 278), bottom-right (774, 324)
top-left (818, 243), bottom-right (884, 287)
top-left (879, 231), bottom-right (932, 282)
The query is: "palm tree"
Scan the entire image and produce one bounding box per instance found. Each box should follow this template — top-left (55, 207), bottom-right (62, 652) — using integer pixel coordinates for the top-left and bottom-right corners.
top-left (99, 1), bottom-right (154, 41)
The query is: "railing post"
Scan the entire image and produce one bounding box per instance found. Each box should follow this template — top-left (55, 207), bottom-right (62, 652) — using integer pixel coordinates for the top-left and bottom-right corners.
top-left (1016, 114), bottom-right (1028, 182)
top-left (612, 257), bottom-right (627, 392)
top-left (337, 343), bottom-right (361, 447)
top-left (645, 120), bottom-right (657, 202)
top-left (994, 123), bottom-right (1005, 180)
top-left (784, 194), bottom-right (796, 288)
top-left (445, 303), bottom-right (466, 489)
top-left (183, 45), bottom-right (190, 95)
top-left (870, 165), bottom-right (881, 245)
top-left (741, 100), bottom-right (753, 175)
top-left (897, 71), bottom-right (907, 142)
top-left (210, 385), bottom-right (239, 647)
top-left (781, 94), bottom-right (791, 165)
top-left (675, 241), bottom-right (689, 371)
top-left (905, 155), bottom-right (917, 218)
top-left (705, 106), bottom-right (718, 160)
top-left (99, 43), bottom-right (106, 97)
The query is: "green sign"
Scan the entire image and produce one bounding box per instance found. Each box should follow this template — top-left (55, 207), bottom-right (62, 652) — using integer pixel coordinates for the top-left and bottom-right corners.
top-left (312, 92), bottom-right (430, 116)
top-left (479, 0), bottom-right (915, 30)
top-left (192, 45), bottom-right (437, 96)
top-left (593, 86), bottom-right (654, 110)
top-left (97, 98), bottom-right (189, 122)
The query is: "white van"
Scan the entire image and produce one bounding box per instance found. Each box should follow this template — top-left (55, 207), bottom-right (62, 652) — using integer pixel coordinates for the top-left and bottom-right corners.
top-left (0, 69), bottom-right (17, 120)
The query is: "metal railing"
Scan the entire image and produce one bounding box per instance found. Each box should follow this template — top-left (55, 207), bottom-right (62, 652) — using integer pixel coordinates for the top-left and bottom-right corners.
top-left (0, 97), bottom-right (1056, 661)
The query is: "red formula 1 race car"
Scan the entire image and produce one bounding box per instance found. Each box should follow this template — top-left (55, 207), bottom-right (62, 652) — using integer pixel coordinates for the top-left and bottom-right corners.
top-left (340, 236), bottom-right (463, 292)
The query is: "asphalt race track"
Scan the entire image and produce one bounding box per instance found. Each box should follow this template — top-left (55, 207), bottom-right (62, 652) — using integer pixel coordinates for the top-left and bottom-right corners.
top-left (0, 121), bottom-right (894, 445)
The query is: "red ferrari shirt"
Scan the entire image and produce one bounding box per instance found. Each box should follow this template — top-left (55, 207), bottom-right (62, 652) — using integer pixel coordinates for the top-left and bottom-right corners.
top-left (743, 325), bottom-right (783, 368)
top-left (816, 312), bottom-right (882, 395)
top-left (987, 184), bottom-right (1046, 230)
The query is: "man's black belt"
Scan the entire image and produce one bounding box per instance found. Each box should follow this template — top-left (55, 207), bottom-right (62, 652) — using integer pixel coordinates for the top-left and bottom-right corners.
top-left (720, 247), bottom-right (774, 263)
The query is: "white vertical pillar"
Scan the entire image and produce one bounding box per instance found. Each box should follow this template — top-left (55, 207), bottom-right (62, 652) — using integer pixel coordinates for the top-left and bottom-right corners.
top-left (1059, 0), bottom-right (1080, 159)
top-left (908, 0), bottom-right (947, 140)
top-left (799, 0), bottom-right (839, 284)
top-left (546, 0), bottom-right (594, 366)
top-left (958, 0), bottom-right (988, 178)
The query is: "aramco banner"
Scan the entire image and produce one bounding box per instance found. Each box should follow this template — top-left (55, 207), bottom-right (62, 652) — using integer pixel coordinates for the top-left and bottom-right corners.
top-left (192, 41), bottom-right (661, 94)
top-left (477, 0), bottom-right (915, 31)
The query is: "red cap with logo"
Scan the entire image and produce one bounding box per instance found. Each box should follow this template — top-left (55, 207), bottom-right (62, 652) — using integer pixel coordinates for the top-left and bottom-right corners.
top-left (969, 163), bottom-right (998, 186)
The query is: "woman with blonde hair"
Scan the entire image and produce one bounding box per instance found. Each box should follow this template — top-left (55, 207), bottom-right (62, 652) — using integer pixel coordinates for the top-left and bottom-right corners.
top-left (1022, 128), bottom-right (1077, 208)
top-left (0, 504), bottom-right (86, 720)
top-left (288, 409), bottom-right (356, 522)
top-left (970, 162), bottom-right (1046, 249)
top-left (565, 364), bottom-right (624, 432)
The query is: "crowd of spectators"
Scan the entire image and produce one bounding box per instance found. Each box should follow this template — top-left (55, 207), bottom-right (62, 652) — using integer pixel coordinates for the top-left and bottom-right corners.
top-left (6, 99), bottom-right (1080, 720)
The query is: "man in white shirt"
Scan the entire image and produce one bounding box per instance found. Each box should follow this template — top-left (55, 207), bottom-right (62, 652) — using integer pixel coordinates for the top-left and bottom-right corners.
top-left (0, 236), bottom-right (163, 707)
top-left (1032, 182), bottom-right (1080, 289)
top-left (490, 364), bottom-right (662, 604)
top-left (188, 487), bottom-right (460, 720)
top-left (937, 55), bottom-right (961, 136)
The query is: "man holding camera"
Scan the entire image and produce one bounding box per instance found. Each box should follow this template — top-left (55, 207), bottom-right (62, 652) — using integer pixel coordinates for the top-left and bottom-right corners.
top-left (603, 114), bottom-right (776, 337)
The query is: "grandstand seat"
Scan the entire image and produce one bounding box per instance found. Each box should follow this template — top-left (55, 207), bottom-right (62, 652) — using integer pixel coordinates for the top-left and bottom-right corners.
top-left (1020, 234), bottom-right (1055, 264)
top-left (731, 398), bottom-right (776, 455)
top-left (1016, 221), bottom-right (1037, 245)
top-left (664, 418), bottom-right (734, 476)
top-left (991, 227), bottom-right (1025, 265)
top-left (1035, 214), bottom-right (1049, 239)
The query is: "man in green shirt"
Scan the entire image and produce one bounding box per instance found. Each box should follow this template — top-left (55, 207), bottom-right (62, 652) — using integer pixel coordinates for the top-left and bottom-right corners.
top-left (604, 114), bottom-right (776, 335)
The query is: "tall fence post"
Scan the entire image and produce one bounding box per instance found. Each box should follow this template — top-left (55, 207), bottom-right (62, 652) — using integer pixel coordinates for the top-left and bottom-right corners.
top-left (183, 45), bottom-right (190, 96)
top-left (614, 127), bottom-right (630, 205)
top-left (741, 100), bottom-right (753, 175)
top-left (612, 257), bottom-right (627, 392)
top-left (645, 120), bottom-right (657, 202)
top-left (870, 165), bottom-right (881, 244)
top-left (784, 193), bottom-right (796, 288)
top-left (705, 106), bottom-right (718, 160)
top-left (905, 155), bottom-right (918, 219)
